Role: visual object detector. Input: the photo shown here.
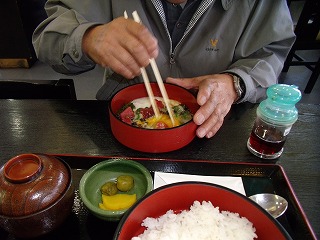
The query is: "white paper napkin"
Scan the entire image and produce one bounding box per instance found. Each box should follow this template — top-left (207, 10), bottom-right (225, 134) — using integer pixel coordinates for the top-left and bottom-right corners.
top-left (154, 172), bottom-right (246, 195)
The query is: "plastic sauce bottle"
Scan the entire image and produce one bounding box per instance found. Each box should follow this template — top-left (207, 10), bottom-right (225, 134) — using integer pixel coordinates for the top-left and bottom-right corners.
top-left (247, 84), bottom-right (301, 159)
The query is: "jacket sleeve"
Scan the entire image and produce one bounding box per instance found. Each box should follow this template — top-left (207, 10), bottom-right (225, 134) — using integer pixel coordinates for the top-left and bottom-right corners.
top-left (32, 0), bottom-right (110, 75)
top-left (226, 0), bottom-right (296, 103)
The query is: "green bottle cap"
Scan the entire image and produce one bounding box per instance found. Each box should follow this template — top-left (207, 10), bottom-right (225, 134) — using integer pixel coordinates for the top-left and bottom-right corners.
top-left (267, 84), bottom-right (302, 105)
top-left (257, 84), bottom-right (302, 125)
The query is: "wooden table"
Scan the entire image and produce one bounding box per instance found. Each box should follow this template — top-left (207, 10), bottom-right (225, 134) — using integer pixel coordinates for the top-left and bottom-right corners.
top-left (0, 100), bottom-right (319, 239)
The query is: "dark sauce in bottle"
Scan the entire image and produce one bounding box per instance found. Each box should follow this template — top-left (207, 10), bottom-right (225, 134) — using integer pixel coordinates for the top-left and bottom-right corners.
top-left (249, 125), bottom-right (286, 155)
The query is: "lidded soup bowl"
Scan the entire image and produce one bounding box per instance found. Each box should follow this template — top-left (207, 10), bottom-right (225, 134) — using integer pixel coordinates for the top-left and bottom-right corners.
top-left (0, 154), bottom-right (74, 238)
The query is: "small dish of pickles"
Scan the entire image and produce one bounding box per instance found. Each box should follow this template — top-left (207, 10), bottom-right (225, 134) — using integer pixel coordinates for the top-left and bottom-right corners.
top-left (79, 159), bottom-right (153, 221)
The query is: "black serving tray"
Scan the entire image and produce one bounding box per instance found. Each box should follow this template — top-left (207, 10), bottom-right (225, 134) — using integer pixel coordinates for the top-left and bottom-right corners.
top-left (0, 154), bottom-right (316, 240)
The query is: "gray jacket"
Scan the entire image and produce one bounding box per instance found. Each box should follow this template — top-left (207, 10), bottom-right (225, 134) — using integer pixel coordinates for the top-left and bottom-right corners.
top-left (33, 0), bottom-right (295, 101)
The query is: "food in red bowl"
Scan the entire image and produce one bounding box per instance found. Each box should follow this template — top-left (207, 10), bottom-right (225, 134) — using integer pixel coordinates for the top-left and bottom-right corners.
top-left (113, 182), bottom-right (292, 240)
top-left (109, 83), bottom-right (199, 153)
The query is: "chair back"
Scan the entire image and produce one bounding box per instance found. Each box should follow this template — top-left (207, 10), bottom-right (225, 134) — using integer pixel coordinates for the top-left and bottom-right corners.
top-left (293, 0), bottom-right (320, 47)
top-left (282, 0), bottom-right (320, 93)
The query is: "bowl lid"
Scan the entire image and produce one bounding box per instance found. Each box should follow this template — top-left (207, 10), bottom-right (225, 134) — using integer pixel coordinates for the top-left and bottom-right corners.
top-left (0, 154), bottom-right (71, 217)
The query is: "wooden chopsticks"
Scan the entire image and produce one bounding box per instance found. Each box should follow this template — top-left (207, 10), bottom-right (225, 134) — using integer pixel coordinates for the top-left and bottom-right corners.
top-left (125, 11), bottom-right (175, 126)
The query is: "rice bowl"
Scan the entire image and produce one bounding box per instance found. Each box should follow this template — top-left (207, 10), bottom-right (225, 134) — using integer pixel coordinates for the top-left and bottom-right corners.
top-left (113, 182), bottom-right (292, 240)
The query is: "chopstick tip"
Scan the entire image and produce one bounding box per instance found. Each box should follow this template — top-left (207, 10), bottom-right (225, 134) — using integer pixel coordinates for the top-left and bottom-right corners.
top-left (124, 11), bottom-right (128, 19)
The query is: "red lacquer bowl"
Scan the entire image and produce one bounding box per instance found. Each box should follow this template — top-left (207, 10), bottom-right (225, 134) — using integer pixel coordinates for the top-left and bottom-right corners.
top-left (114, 182), bottom-right (292, 240)
top-left (0, 154), bottom-right (74, 238)
top-left (109, 83), bottom-right (199, 153)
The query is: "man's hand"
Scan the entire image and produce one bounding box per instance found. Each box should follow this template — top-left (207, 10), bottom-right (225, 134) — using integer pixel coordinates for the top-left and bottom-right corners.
top-left (166, 74), bottom-right (238, 138)
top-left (82, 17), bottom-right (158, 79)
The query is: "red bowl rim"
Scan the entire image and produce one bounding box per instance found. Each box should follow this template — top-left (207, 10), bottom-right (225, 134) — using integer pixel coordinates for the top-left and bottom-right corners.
top-left (113, 181), bottom-right (292, 240)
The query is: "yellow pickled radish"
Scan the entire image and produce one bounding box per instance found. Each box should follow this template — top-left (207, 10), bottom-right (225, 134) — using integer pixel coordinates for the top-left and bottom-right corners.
top-left (100, 193), bottom-right (137, 210)
top-left (99, 203), bottom-right (107, 210)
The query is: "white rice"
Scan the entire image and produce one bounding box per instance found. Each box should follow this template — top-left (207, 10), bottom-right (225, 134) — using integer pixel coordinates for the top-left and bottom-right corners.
top-left (131, 200), bottom-right (257, 240)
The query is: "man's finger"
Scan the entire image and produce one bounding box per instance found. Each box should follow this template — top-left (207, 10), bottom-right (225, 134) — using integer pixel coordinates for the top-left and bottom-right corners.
top-left (166, 77), bottom-right (203, 89)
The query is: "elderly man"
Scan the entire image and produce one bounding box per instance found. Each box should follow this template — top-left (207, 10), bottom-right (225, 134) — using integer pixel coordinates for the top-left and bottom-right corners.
top-left (33, 0), bottom-right (295, 138)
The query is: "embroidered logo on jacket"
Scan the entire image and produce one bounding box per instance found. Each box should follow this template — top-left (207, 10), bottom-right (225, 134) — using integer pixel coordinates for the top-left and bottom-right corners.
top-left (210, 39), bottom-right (218, 47)
top-left (206, 38), bottom-right (219, 52)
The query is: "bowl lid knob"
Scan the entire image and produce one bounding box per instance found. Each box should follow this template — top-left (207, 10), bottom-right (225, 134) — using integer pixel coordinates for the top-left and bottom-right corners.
top-left (4, 154), bottom-right (42, 183)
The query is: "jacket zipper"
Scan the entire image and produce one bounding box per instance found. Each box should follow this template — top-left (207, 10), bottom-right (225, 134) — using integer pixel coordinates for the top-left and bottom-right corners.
top-left (151, 0), bottom-right (214, 68)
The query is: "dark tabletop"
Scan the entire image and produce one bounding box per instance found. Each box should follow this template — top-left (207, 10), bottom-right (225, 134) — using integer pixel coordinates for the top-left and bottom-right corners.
top-left (0, 100), bottom-right (319, 239)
